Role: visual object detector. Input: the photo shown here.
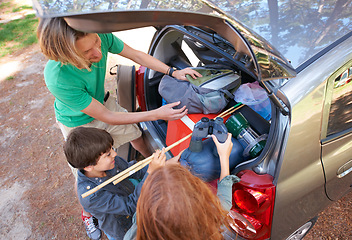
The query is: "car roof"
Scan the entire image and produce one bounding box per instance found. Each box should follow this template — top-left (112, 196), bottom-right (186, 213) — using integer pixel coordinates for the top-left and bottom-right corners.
top-left (32, 0), bottom-right (352, 70)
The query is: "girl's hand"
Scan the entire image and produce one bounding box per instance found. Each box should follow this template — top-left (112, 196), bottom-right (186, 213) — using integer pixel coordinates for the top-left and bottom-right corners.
top-left (212, 133), bottom-right (233, 180)
top-left (212, 133), bottom-right (233, 161)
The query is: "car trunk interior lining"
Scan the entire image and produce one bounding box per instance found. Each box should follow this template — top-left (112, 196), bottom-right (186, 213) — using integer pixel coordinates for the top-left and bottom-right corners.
top-left (143, 25), bottom-right (273, 172)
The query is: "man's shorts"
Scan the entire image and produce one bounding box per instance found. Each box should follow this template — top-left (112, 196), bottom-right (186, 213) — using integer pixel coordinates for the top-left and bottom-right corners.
top-left (58, 95), bottom-right (142, 178)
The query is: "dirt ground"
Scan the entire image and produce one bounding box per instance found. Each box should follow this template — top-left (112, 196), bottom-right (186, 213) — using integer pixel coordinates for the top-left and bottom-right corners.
top-left (0, 43), bottom-right (352, 240)
top-left (0, 44), bottom-right (116, 239)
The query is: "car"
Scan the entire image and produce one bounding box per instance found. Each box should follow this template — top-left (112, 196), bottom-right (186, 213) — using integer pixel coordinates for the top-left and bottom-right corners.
top-left (334, 67), bottom-right (352, 88)
top-left (32, 0), bottom-right (352, 239)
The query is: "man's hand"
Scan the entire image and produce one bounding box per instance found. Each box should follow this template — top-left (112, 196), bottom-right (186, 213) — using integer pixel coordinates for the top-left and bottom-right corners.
top-left (147, 148), bottom-right (166, 174)
top-left (156, 101), bottom-right (188, 121)
top-left (173, 67), bottom-right (202, 80)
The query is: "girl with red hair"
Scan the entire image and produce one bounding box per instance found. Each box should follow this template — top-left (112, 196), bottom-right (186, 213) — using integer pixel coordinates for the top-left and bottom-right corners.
top-left (124, 133), bottom-right (240, 240)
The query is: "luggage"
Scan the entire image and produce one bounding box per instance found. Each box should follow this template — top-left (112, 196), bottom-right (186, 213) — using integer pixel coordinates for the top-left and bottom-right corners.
top-left (180, 135), bottom-right (244, 182)
top-left (159, 68), bottom-right (241, 114)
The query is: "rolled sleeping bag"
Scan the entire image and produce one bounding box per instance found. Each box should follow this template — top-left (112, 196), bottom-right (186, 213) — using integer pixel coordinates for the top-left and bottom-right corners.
top-left (180, 137), bottom-right (244, 182)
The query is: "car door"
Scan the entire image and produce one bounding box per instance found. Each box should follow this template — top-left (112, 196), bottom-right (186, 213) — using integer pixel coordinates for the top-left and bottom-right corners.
top-left (321, 60), bottom-right (352, 201)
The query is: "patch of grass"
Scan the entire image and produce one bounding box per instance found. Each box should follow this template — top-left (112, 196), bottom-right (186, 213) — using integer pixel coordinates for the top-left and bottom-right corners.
top-left (6, 76), bottom-right (14, 80)
top-left (0, 13), bottom-right (39, 57)
top-left (0, 2), bottom-right (11, 9)
top-left (12, 5), bottom-right (33, 13)
top-left (0, 1), bottom-right (14, 14)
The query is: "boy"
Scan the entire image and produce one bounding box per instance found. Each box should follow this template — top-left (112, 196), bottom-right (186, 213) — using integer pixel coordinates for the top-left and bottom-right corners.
top-left (64, 127), bottom-right (168, 240)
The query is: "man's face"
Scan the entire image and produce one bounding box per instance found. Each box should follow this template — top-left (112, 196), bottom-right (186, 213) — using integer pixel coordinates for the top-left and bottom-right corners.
top-left (94, 148), bottom-right (117, 172)
top-left (76, 33), bottom-right (102, 63)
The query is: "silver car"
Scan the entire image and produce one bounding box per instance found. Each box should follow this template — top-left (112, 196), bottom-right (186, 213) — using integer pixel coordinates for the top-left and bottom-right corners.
top-left (33, 0), bottom-right (352, 239)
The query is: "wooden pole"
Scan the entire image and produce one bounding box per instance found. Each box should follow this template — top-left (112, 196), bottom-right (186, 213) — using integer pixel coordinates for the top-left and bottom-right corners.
top-left (81, 104), bottom-right (244, 198)
top-left (82, 133), bottom-right (193, 198)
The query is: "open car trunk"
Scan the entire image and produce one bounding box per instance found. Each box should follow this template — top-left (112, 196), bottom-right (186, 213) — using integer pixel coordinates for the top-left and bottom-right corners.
top-left (140, 25), bottom-right (287, 176)
top-left (135, 26), bottom-right (292, 238)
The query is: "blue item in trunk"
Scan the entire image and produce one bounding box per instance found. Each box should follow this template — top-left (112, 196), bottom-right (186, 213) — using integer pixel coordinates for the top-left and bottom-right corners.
top-left (180, 137), bottom-right (244, 182)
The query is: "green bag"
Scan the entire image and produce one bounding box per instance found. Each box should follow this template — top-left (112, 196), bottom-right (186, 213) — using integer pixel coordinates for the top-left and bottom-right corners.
top-left (186, 68), bottom-right (240, 95)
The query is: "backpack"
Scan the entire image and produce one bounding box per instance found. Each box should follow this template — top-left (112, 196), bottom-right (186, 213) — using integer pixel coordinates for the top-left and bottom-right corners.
top-left (158, 68), bottom-right (241, 114)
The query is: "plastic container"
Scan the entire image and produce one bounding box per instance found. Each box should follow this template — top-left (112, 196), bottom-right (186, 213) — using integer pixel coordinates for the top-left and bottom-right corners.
top-left (234, 82), bottom-right (271, 120)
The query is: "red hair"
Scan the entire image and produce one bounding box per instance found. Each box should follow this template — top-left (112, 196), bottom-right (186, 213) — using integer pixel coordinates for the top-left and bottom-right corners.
top-left (136, 164), bottom-right (228, 240)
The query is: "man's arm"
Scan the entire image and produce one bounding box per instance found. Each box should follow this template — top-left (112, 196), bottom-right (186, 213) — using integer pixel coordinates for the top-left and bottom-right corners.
top-left (81, 98), bottom-right (188, 125)
top-left (119, 43), bottom-right (202, 80)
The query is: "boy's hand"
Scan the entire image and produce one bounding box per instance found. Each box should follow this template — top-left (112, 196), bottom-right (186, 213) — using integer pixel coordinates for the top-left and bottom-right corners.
top-left (147, 148), bottom-right (166, 174)
top-left (212, 133), bottom-right (233, 180)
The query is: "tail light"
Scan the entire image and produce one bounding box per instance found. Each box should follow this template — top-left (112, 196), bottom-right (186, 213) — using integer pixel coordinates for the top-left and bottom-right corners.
top-left (135, 66), bottom-right (147, 111)
top-left (228, 170), bottom-right (275, 239)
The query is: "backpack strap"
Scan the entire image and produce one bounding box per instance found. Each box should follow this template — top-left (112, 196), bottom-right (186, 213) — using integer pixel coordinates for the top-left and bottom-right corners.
top-left (219, 88), bottom-right (234, 99)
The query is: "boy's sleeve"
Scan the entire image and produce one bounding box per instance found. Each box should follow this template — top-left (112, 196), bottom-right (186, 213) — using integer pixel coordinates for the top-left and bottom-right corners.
top-left (117, 157), bottom-right (148, 180)
top-left (131, 165), bottom-right (148, 180)
top-left (79, 173), bottom-right (149, 216)
top-left (127, 160), bottom-right (149, 180)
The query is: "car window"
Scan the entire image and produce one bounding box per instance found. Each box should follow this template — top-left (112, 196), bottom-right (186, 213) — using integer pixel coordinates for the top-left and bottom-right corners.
top-left (326, 62), bottom-right (352, 137)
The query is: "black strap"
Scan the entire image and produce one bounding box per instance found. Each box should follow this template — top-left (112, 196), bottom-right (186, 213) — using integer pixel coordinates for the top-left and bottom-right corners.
top-left (109, 64), bottom-right (118, 75)
top-left (104, 91), bottom-right (110, 102)
top-left (219, 89), bottom-right (234, 99)
top-left (168, 67), bottom-right (175, 77)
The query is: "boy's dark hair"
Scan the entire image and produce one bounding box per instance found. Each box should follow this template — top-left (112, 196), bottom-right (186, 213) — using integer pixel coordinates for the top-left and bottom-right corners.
top-left (64, 127), bottom-right (114, 169)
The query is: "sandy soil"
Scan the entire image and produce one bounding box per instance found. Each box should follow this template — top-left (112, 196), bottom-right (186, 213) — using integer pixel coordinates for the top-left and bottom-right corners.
top-left (0, 41), bottom-right (351, 240)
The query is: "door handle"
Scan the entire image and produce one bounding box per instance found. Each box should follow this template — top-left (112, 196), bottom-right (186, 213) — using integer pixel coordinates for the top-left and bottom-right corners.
top-left (337, 159), bottom-right (352, 178)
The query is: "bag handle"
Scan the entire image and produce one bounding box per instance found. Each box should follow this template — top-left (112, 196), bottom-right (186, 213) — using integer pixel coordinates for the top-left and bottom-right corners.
top-left (219, 89), bottom-right (234, 99)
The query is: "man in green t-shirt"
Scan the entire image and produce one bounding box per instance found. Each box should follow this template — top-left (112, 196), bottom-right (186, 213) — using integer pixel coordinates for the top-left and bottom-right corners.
top-left (37, 17), bottom-right (201, 240)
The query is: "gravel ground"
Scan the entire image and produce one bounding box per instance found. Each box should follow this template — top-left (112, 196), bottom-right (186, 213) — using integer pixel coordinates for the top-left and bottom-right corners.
top-left (304, 191), bottom-right (352, 239)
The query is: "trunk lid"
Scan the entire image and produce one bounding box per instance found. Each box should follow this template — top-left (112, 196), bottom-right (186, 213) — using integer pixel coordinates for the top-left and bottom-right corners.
top-left (33, 0), bottom-right (296, 83)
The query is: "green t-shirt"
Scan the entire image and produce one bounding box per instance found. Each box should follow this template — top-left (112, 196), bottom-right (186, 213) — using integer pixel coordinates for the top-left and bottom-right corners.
top-left (44, 33), bottom-right (124, 127)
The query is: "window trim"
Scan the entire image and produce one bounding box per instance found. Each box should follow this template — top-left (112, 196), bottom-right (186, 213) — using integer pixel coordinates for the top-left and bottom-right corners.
top-left (321, 59), bottom-right (352, 141)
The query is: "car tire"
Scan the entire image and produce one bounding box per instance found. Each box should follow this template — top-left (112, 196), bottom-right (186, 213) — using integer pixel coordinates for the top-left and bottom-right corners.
top-left (286, 217), bottom-right (318, 240)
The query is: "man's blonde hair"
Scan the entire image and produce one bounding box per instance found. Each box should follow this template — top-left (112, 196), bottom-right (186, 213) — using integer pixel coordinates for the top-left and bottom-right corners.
top-left (37, 17), bottom-right (91, 70)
